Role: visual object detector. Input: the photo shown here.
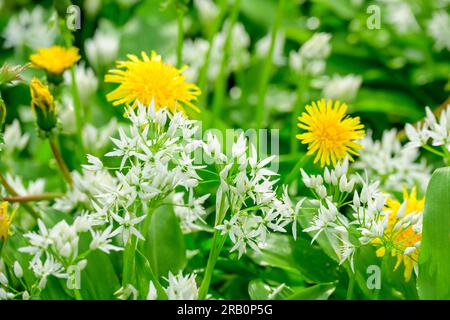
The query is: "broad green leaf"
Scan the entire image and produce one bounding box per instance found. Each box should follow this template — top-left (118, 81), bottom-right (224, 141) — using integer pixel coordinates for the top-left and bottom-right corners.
top-left (418, 167), bottom-right (450, 300)
top-left (248, 280), bottom-right (274, 300)
top-left (286, 282), bottom-right (336, 300)
top-left (80, 251), bottom-right (121, 299)
top-left (144, 205), bottom-right (187, 279)
top-left (249, 233), bottom-right (339, 283)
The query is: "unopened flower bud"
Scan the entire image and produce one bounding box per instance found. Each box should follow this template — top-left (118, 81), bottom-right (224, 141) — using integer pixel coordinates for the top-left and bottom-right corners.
top-left (13, 261), bottom-right (23, 278)
top-left (30, 77), bottom-right (58, 133)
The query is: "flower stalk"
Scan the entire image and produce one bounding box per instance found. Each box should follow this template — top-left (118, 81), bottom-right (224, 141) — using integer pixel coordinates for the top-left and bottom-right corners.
top-left (49, 135), bottom-right (73, 186)
top-left (255, 0), bottom-right (285, 129)
top-left (0, 173), bottom-right (40, 219)
top-left (211, 0), bottom-right (241, 124)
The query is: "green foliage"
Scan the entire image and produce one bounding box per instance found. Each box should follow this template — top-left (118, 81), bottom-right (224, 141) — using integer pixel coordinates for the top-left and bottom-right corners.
top-left (418, 167), bottom-right (450, 299)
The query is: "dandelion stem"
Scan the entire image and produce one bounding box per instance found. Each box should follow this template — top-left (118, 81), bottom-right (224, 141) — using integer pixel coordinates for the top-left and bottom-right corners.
top-left (291, 74), bottom-right (309, 154)
top-left (255, 0), bottom-right (285, 129)
top-left (1, 192), bottom-right (64, 202)
top-left (211, 0), bottom-right (241, 124)
top-left (0, 173), bottom-right (40, 219)
top-left (49, 135), bottom-right (73, 186)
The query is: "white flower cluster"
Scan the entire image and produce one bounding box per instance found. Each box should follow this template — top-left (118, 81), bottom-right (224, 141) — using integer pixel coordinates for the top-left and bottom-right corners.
top-left (19, 213), bottom-right (118, 292)
top-left (213, 134), bottom-right (303, 257)
top-left (405, 105), bottom-right (450, 153)
top-left (53, 168), bottom-right (117, 213)
top-left (1, 119), bottom-right (29, 157)
top-left (148, 272), bottom-right (199, 300)
top-left (321, 74), bottom-right (362, 102)
top-left (0, 260), bottom-right (27, 300)
top-left (178, 21), bottom-right (250, 82)
top-left (427, 10), bottom-right (450, 51)
top-left (384, 1), bottom-right (419, 34)
top-left (2, 6), bottom-right (57, 50)
top-left (83, 100), bottom-right (207, 237)
top-left (354, 130), bottom-right (431, 192)
top-left (300, 157), bottom-right (356, 201)
top-left (300, 158), bottom-right (387, 270)
top-left (63, 63), bottom-right (98, 107)
top-left (289, 33), bottom-right (332, 76)
top-left (85, 27), bottom-right (120, 73)
top-left (256, 31), bottom-right (286, 66)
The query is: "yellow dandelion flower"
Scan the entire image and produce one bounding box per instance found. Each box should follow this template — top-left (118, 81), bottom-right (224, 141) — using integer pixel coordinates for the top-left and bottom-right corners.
top-left (30, 46), bottom-right (80, 75)
top-left (296, 99), bottom-right (365, 167)
top-left (372, 187), bottom-right (424, 281)
top-left (0, 202), bottom-right (17, 241)
top-left (105, 51), bottom-right (201, 113)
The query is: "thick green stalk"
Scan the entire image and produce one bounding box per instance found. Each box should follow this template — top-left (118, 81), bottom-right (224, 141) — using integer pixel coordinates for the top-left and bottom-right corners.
top-left (198, 193), bottom-right (227, 299)
top-left (255, 0), bottom-right (285, 129)
top-left (211, 0), bottom-right (241, 124)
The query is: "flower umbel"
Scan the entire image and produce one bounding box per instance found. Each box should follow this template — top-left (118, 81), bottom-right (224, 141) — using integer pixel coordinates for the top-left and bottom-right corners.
top-left (372, 187), bottom-right (423, 281)
top-left (30, 46), bottom-right (80, 75)
top-left (30, 77), bottom-right (58, 132)
top-left (296, 99), bottom-right (365, 167)
top-left (0, 202), bottom-right (17, 240)
top-left (105, 51), bottom-right (201, 113)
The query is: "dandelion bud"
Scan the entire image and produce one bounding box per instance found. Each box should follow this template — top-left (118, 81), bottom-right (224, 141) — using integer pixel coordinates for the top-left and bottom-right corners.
top-left (13, 261), bottom-right (23, 278)
top-left (0, 201), bottom-right (15, 241)
top-left (30, 78), bottom-right (58, 133)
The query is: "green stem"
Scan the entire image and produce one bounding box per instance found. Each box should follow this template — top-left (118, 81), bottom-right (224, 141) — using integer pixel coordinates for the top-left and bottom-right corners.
top-left (198, 193), bottom-right (227, 299)
top-left (422, 144), bottom-right (446, 158)
top-left (211, 0), bottom-right (241, 124)
top-left (346, 270), bottom-right (356, 300)
top-left (176, 8), bottom-right (184, 68)
top-left (122, 236), bottom-right (137, 287)
top-left (1, 192), bottom-right (64, 202)
top-left (49, 135), bottom-right (73, 186)
top-left (70, 66), bottom-right (85, 152)
top-left (197, 0), bottom-right (228, 108)
top-left (255, 0), bottom-right (285, 129)
top-left (0, 173), bottom-right (40, 219)
top-left (284, 154), bottom-right (308, 185)
top-left (290, 74), bottom-right (309, 154)
top-left (73, 288), bottom-right (83, 300)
